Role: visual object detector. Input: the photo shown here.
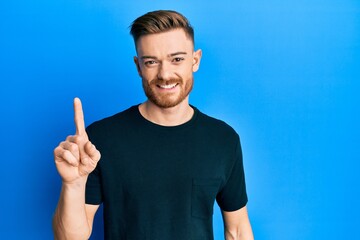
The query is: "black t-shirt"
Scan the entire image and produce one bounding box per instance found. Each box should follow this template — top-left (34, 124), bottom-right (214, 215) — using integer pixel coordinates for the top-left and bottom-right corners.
top-left (85, 105), bottom-right (248, 239)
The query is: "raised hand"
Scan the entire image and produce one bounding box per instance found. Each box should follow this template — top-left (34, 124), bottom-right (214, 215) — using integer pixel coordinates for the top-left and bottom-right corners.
top-left (54, 98), bottom-right (101, 184)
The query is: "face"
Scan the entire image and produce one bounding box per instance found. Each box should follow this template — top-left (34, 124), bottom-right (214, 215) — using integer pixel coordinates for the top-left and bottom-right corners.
top-left (134, 29), bottom-right (202, 108)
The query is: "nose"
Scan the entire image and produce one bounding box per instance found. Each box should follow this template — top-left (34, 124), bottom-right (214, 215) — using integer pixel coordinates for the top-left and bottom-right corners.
top-left (157, 62), bottom-right (172, 80)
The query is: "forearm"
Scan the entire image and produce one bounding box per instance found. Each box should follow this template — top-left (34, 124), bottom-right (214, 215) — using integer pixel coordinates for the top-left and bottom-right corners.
top-left (222, 206), bottom-right (254, 240)
top-left (225, 228), bottom-right (254, 240)
top-left (53, 180), bottom-right (90, 240)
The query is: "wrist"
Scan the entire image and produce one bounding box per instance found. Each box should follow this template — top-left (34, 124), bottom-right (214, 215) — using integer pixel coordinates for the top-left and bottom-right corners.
top-left (62, 177), bottom-right (88, 191)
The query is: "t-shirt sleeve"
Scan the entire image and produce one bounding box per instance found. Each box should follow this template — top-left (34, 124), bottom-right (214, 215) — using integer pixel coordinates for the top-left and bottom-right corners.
top-left (85, 165), bottom-right (103, 205)
top-left (216, 138), bottom-right (248, 211)
top-left (85, 126), bottom-right (103, 205)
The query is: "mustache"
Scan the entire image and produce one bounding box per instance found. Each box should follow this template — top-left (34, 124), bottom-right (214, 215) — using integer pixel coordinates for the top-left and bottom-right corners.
top-left (149, 78), bottom-right (182, 86)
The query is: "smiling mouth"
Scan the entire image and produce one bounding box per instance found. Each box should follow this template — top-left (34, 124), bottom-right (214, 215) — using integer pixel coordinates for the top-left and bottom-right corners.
top-left (157, 83), bottom-right (178, 89)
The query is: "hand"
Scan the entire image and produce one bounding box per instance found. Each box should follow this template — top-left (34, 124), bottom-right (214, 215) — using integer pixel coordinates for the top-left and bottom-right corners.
top-left (54, 98), bottom-right (101, 184)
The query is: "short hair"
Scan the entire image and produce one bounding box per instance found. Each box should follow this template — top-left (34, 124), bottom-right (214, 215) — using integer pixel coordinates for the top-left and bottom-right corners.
top-left (130, 10), bottom-right (194, 47)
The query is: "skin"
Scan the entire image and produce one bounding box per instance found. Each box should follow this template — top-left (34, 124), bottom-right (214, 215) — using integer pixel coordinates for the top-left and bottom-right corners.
top-left (53, 29), bottom-right (253, 240)
top-left (134, 29), bottom-right (202, 126)
top-left (223, 207), bottom-right (254, 240)
top-left (53, 98), bottom-right (100, 239)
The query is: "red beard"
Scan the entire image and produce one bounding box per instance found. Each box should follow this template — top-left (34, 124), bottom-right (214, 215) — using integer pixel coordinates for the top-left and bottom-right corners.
top-left (142, 76), bottom-right (193, 108)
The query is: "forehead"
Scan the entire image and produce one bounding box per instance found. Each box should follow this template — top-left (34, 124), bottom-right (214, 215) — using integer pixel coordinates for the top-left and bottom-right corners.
top-left (136, 29), bottom-right (194, 56)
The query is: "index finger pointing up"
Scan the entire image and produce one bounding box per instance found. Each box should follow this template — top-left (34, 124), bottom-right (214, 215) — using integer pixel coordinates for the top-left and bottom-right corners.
top-left (74, 97), bottom-right (86, 135)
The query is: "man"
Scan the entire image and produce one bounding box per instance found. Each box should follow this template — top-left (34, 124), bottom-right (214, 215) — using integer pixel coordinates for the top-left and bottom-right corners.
top-left (53, 10), bottom-right (254, 239)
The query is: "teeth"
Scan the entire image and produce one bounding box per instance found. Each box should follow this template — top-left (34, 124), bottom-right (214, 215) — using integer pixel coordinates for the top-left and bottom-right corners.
top-left (159, 83), bottom-right (177, 89)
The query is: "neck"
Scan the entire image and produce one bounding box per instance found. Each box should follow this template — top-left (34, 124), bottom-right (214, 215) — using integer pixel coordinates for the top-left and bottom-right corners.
top-left (138, 99), bottom-right (194, 126)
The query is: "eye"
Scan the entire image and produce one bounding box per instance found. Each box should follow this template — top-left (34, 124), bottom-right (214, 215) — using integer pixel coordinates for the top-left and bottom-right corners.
top-left (172, 57), bottom-right (184, 63)
top-left (144, 60), bottom-right (157, 66)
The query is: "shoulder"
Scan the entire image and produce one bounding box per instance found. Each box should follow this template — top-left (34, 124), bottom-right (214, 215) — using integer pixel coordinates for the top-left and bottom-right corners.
top-left (86, 105), bottom-right (139, 138)
top-left (196, 107), bottom-right (239, 136)
top-left (195, 107), bottom-right (240, 143)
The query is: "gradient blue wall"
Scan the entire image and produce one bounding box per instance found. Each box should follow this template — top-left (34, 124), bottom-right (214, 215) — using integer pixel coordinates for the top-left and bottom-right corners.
top-left (1, 1), bottom-right (359, 239)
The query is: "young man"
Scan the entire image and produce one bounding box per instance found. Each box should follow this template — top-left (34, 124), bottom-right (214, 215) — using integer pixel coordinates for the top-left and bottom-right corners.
top-left (53, 10), bottom-right (254, 239)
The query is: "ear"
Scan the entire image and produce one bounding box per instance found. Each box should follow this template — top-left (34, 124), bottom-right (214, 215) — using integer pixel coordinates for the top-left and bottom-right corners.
top-left (192, 49), bottom-right (202, 72)
top-left (134, 56), bottom-right (142, 77)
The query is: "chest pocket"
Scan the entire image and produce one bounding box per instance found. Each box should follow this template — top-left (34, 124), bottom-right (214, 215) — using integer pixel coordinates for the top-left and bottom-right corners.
top-left (191, 178), bottom-right (221, 219)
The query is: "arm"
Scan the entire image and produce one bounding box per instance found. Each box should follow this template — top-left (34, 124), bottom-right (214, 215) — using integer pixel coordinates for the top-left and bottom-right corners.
top-left (53, 98), bottom-right (101, 239)
top-left (53, 184), bottom-right (99, 239)
top-left (222, 206), bottom-right (254, 240)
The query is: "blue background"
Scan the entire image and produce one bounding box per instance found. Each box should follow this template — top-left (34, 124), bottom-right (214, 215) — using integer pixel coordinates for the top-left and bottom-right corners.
top-left (1, 0), bottom-right (359, 239)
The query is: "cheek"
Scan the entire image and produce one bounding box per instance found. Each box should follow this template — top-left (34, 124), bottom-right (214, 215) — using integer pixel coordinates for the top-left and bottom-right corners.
top-left (186, 61), bottom-right (196, 72)
top-left (178, 63), bottom-right (193, 76)
top-left (140, 68), bottom-right (157, 81)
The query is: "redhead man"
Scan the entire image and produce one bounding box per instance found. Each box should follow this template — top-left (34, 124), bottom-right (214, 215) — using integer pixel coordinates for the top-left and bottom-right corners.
top-left (53, 10), bottom-right (254, 240)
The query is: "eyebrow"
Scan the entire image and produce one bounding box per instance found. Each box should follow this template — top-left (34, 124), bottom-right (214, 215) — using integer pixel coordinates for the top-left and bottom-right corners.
top-left (141, 52), bottom-right (187, 60)
top-left (169, 51), bottom-right (187, 57)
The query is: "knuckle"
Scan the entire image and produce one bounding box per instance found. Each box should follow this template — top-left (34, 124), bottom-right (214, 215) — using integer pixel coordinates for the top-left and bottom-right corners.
top-left (53, 146), bottom-right (60, 154)
top-left (66, 135), bottom-right (73, 141)
top-left (60, 150), bottom-right (69, 159)
top-left (68, 143), bottom-right (78, 153)
top-left (72, 135), bottom-right (84, 144)
top-left (54, 146), bottom-right (65, 157)
top-left (58, 141), bottom-right (66, 150)
top-left (96, 151), bottom-right (101, 161)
